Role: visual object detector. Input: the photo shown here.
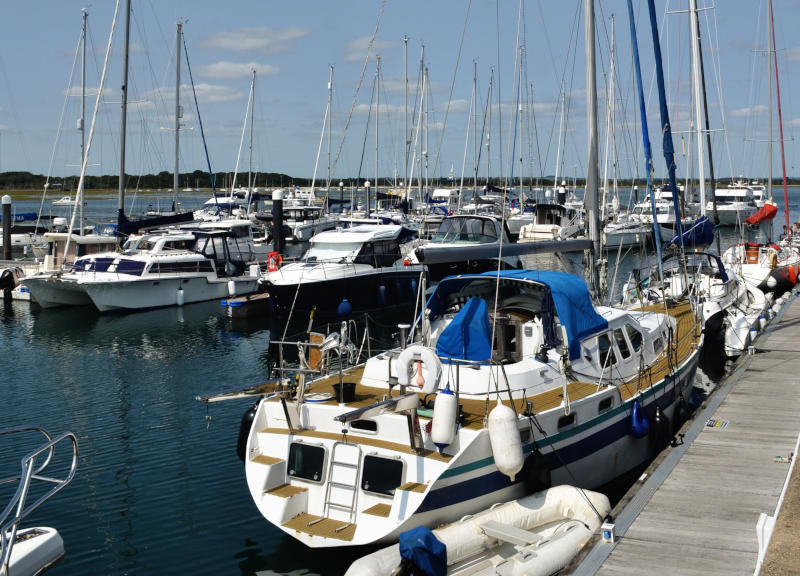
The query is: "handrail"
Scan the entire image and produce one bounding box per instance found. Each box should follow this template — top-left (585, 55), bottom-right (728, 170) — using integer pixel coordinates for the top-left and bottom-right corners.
top-left (0, 428), bottom-right (78, 575)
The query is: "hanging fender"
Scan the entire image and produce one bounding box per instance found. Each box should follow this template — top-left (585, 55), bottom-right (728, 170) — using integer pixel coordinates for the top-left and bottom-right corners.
top-left (396, 345), bottom-right (442, 394)
top-left (629, 400), bottom-right (650, 438)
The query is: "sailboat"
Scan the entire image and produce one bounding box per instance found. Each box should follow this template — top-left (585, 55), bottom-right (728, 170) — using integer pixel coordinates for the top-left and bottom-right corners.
top-left (237, 0), bottom-right (701, 549)
top-left (722, 0), bottom-right (800, 299)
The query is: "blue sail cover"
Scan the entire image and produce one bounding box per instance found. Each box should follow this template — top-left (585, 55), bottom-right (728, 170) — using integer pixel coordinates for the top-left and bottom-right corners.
top-left (667, 215), bottom-right (713, 248)
top-left (398, 526), bottom-right (447, 576)
top-left (435, 297), bottom-right (492, 363)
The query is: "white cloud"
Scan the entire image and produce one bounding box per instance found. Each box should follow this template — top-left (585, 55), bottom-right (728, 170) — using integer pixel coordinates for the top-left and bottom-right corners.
top-left (189, 83), bottom-right (243, 104)
top-left (344, 36), bottom-right (395, 63)
top-left (731, 105), bottom-right (768, 118)
top-left (787, 47), bottom-right (800, 61)
top-left (202, 27), bottom-right (309, 54)
top-left (789, 118), bottom-right (800, 127)
top-left (197, 61), bottom-right (279, 80)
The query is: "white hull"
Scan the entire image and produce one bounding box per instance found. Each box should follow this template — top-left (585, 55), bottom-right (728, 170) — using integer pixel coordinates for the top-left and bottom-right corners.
top-left (288, 216), bottom-right (338, 242)
top-left (245, 347), bottom-right (698, 548)
top-left (82, 275), bottom-right (259, 312)
top-left (6, 526), bottom-right (64, 576)
top-left (23, 275), bottom-right (93, 308)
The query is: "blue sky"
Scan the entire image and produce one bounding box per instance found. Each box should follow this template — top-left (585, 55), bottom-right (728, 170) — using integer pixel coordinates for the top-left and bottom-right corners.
top-left (0, 0), bottom-right (798, 186)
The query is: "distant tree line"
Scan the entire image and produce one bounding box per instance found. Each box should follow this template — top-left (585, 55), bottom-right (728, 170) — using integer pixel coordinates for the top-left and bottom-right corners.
top-left (0, 169), bottom-right (798, 191)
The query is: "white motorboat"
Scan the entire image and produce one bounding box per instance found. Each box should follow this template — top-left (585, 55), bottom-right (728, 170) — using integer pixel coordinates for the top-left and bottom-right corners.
top-left (406, 214), bottom-right (521, 282)
top-left (261, 224), bottom-right (424, 316)
top-left (24, 222), bottom-right (260, 312)
top-left (345, 485), bottom-right (611, 576)
top-left (708, 181), bottom-right (758, 226)
top-left (241, 269), bottom-right (701, 548)
top-left (282, 188), bottom-right (338, 242)
top-left (722, 241), bottom-right (800, 297)
top-left (517, 204), bottom-right (583, 243)
top-left (1, 427), bottom-right (78, 576)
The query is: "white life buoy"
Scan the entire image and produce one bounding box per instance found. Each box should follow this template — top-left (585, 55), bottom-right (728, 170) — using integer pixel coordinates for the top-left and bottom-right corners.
top-left (396, 345), bottom-right (442, 394)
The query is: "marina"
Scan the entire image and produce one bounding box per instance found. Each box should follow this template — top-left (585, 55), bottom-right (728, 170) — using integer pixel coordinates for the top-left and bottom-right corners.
top-left (3, 0), bottom-right (800, 574)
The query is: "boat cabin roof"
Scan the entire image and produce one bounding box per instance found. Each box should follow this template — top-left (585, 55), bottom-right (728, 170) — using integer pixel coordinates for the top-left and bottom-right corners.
top-left (310, 224), bottom-right (406, 244)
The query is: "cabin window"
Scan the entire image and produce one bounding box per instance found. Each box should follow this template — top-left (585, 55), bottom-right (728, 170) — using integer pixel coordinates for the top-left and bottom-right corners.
top-left (598, 333), bottom-right (617, 367)
top-left (653, 336), bottom-right (664, 355)
top-left (287, 442), bottom-right (326, 483)
top-left (350, 419), bottom-right (378, 433)
top-left (614, 329), bottom-right (631, 359)
top-left (114, 259), bottom-right (147, 276)
top-left (558, 413), bottom-right (576, 430)
top-left (598, 397), bottom-right (613, 413)
top-left (361, 455), bottom-right (404, 496)
top-left (519, 428), bottom-right (532, 444)
top-left (625, 325), bottom-right (643, 353)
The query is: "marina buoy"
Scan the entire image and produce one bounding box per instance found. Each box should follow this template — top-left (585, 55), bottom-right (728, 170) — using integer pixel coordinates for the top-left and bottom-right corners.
top-left (431, 384), bottom-right (457, 453)
top-left (227, 280), bottom-right (237, 297)
top-left (629, 400), bottom-right (649, 438)
top-left (759, 315), bottom-right (767, 331)
top-left (237, 403), bottom-right (258, 461)
top-left (377, 284), bottom-right (387, 307)
top-left (177, 286), bottom-right (185, 307)
top-left (488, 399), bottom-right (523, 481)
top-left (337, 298), bottom-right (352, 316)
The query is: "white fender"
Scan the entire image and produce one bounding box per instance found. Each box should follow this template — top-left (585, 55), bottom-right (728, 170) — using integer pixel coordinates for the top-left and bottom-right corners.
top-left (488, 399), bottom-right (524, 482)
top-left (396, 345), bottom-right (442, 394)
top-left (432, 385), bottom-right (457, 452)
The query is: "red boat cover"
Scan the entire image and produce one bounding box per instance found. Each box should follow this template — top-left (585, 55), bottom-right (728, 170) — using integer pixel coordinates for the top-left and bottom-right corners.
top-left (745, 201), bottom-right (778, 226)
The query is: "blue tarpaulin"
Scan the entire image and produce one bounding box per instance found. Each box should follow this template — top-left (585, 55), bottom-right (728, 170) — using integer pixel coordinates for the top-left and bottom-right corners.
top-left (398, 526), bottom-right (447, 576)
top-left (667, 215), bottom-right (713, 248)
top-left (435, 297), bottom-right (492, 363)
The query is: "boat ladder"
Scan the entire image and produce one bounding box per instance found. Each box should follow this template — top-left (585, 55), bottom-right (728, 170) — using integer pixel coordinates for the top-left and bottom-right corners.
top-left (317, 441), bottom-right (361, 530)
top-left (0, 427), bottom-right (78, 576)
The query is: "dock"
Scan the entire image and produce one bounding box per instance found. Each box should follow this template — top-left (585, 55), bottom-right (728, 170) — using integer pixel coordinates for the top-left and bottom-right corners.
top-left (573, 292), bottom-right (800, 576)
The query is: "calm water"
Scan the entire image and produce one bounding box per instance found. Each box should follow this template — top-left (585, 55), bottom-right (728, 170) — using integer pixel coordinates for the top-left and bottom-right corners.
top-left (3, 187), bottom-right (800, 575)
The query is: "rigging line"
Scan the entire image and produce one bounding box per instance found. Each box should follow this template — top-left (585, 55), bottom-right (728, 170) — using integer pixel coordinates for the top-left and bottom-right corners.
top-left (430, 0), bottom-right (471, 182)
top-left (356, 77), bottom-right (377, 185)
top-left (182, 34), bottom-right (217, 196)
top-left (37, 17), bottom-right (84, 235)
top-left (495, 0), bottom-right (502, 185)
top-left (503, 0), bottom-right (524, 188)
top-left (769, 0), bottom-right (790, 235)
top-left (330, 0), bottom-right (386, 182)
top-left (702, 2), bottom-right (733, 178)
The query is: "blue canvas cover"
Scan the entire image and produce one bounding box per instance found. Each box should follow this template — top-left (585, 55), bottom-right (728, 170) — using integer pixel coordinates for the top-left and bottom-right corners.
top-left (435, 297), bottom-right (492, 363)
top-left (398, 526), bottom-right (447, 576)
top-left (667, 215), bottom-right (713, 248)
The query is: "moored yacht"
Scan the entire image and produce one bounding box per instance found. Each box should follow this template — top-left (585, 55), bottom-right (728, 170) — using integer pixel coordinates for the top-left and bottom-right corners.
top-left (261, 224), bottom-right (423, 316)
top-left (406, 214), bottom-right (521, 282)
top-left (24, 224), bottom-right (260, 312)
top-left (242, 269), bottom-right (701, 548)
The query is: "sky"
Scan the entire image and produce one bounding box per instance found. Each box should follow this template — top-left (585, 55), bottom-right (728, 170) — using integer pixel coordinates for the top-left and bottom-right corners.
top-left (0, 0), bottom-right (799, 188)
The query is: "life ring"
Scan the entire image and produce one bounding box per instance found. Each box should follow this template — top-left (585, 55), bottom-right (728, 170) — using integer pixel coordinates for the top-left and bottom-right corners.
top-left (267, 251), bottom-right (282, 272)
top-left (396, 345), bottom-right (442, 394)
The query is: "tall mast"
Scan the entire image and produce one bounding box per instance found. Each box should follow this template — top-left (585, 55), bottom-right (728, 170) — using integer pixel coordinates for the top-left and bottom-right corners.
top-left (327, 65), bottom-right (333, 189)
top-left (473, 60), bottom-right (478, 198)
top-left (689, 0), bottom-right (706, 214)
top-left (117, 0), bottom-right (131, 227)
top-left (627, 0), bottom-right (663, 278)
top-left (79, 8), bottom-right (88, 234)
top-left (767, 0), bottom-right (773, 203)
top-left (585, 0), bottom-right (602, 298)
top-left (375, 55), bottom-right (380, 191)
top-left (403, 36), bottom-right (408, 192)
top-left (769, 0), bottom-right (790, 234)
top-left (647, 0), bottom-right (684, 248)
top-left (174, 22), bottom-right (182, 198)
top-left (694, 2), bottom-right (720, 253)
top-left (248, 69), bottom-right (255, 193)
